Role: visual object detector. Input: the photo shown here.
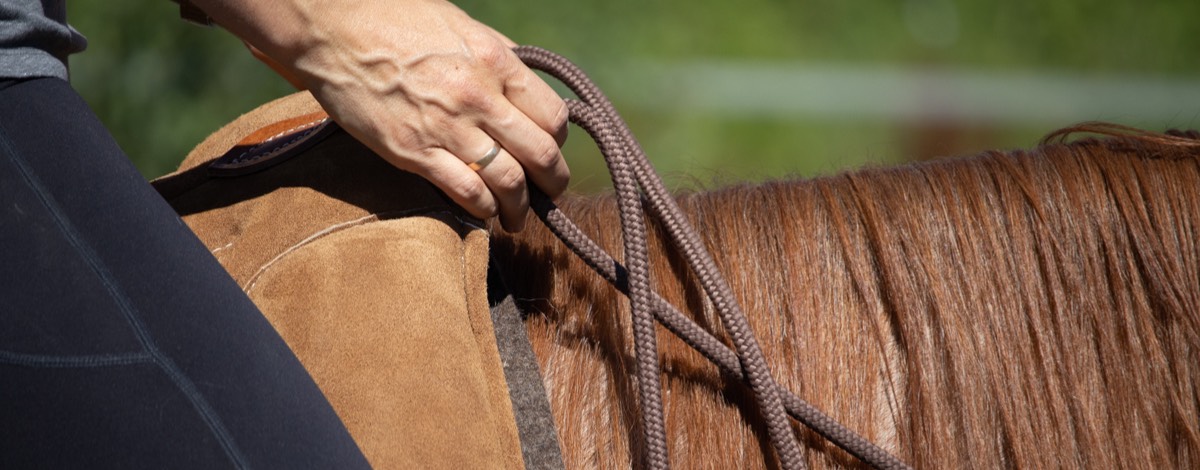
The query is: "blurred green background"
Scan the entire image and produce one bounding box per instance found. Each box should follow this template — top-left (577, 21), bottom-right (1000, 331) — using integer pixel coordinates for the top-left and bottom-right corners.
top-left (68, 1), bottom-right (1200, 193)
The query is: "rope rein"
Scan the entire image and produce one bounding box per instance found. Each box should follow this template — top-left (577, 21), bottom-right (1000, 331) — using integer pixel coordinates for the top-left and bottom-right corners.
top-left (514, 46), bottom-right (912, 470)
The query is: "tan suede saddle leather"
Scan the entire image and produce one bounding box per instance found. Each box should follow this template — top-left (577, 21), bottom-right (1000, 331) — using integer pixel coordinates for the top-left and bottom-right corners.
top-left (152, 92), bottom-right (546, 469)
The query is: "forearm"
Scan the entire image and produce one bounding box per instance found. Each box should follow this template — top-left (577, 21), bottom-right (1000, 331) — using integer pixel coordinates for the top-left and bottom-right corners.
top-left (177, 0), bottom-right (569, 231)
top-left (182, 0), bottom-right (502, 98)
top-left (183, 0), bottom-right (322, 63)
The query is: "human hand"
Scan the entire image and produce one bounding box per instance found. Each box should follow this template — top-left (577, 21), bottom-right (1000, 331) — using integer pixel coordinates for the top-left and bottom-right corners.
top-left (193, 0), bottom-right (569, 231)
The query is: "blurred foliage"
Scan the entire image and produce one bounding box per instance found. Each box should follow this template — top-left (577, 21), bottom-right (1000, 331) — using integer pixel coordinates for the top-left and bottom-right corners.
top-left (69, 1), bottom-right (1200, 192)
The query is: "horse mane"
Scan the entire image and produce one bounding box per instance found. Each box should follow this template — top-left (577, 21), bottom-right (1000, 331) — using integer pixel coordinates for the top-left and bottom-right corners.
top-left (490, 127), bottom-right (1200, 468)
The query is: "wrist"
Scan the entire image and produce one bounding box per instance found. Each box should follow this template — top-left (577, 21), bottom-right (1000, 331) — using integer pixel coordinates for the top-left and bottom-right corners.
top-left (184, 0), bottom-right (319, 65)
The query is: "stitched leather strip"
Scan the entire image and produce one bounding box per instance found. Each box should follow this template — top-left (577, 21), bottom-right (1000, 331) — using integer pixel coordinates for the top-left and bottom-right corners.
top-left (208, 112), bottom-right (336, 177)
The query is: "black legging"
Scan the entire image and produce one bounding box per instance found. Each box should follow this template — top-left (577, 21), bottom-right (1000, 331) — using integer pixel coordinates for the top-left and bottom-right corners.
top-left (0, 77), bottom-right (371, 469)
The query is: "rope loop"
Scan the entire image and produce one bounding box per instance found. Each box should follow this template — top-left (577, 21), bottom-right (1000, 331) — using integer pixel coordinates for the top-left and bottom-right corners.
top-left (514, 45), bottom-right (912, 470)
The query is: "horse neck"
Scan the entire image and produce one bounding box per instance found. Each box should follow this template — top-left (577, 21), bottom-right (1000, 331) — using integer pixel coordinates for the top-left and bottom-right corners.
top-left (492, 135), bottom-right (1200, 469)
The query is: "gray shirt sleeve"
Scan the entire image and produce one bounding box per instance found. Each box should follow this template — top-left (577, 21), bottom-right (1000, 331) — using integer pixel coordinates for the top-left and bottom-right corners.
top-left (0, 0), bottom-right (88, 80)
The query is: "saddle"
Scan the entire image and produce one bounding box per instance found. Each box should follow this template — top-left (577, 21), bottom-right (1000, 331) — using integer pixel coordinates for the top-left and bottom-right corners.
top-left (152, 91), bottom-right (554, 469)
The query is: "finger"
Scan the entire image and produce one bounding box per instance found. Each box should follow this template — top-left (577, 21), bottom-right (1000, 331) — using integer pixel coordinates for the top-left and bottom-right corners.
top-left (413, 148), bottom-right (499, 221)
top-left (453, 132), bottom-right (531, 232)
top-left (480, 104), bottom-right (571, 200)
top-left (477, 149), bottom-right (531, 232)
top-left (502, 62), bottom-right (570, 141)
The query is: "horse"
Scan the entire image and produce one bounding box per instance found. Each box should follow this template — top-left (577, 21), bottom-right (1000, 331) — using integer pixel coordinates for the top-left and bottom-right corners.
top-left (155, 78), bottom-right (1200, 467)
top-left (489, 125), bottom-right (1200, 469)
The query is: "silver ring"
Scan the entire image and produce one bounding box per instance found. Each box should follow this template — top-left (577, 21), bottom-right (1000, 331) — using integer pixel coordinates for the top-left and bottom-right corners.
top-left (468, 142), bottom-right (501, 171)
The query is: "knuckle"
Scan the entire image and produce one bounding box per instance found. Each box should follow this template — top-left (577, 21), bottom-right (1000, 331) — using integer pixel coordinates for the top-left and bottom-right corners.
top-left (454, 85), bottom-right (496, 114)
top-left (474, 40), bottom-right (512, 70)
top-left (491, 109), bottom-right (519, 130)
top-left (504, 71), bottom-right (535, 95)
top-left (528, 139), bottom-right (562, 170)
top-left (550, 101), bottom-right (569, 129)
top-left (496, 164), bottom-right (527, 191)
top-left (450, 174), bottom-right (490, 204)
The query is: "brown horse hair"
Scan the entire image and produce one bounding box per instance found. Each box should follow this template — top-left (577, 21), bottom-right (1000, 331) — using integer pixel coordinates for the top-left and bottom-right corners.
top-left (490, 127), bottom-right (1200, 469)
